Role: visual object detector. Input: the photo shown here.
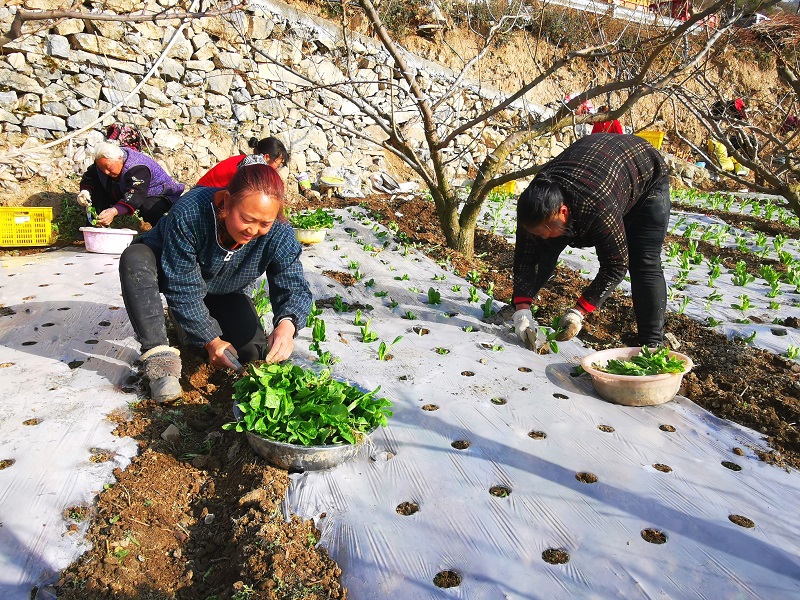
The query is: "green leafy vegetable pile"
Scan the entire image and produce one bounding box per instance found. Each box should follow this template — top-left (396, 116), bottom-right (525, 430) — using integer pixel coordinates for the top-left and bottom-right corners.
top-left (594, 347), bottom-right (687, 376)
top-left (289, 208), bottom-right (334, 230)
top-left (87, 205), bottom-right (99, 225)
top-left (223, 363), bottom-right (392, 446)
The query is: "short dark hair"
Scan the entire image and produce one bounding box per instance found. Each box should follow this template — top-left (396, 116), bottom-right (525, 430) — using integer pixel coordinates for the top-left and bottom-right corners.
top-left (248, 136), bottom-right (289, 166)
top-left (517, 175), bottom-right (565, 227)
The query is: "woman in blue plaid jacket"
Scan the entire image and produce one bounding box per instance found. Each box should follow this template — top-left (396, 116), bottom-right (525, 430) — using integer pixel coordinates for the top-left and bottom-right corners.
top-left (119, 164), bottom-right (312, 404)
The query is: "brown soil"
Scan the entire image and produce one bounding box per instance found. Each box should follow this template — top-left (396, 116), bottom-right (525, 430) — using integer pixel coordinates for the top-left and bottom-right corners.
top-left (728, 514), bottom-right (756, 528)
top-left (541, 548), bottom-right (570, 564)
top-left (641, 529), bottom-right (668, 544)
top-left (575, 472), bottom-right (598, 484)
top-left (56, 352), bottom-right (345, 600)
top-left (433, 570), bottom-right (462, 588)
top-left (30, 189), bottom-right (800, 599)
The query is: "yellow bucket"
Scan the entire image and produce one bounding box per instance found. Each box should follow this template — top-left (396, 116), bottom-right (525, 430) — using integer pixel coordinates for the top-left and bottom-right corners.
top-left (494, 180), bottom-right (517, 195)
top-left (635, 130), bottom-right (665, 150)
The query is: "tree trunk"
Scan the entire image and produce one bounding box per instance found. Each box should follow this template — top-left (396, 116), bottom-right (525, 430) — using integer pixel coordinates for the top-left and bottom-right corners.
top-left (452, 225), bottom-right (475, 257)
top-left (433, 188), bottom-right (482, 258)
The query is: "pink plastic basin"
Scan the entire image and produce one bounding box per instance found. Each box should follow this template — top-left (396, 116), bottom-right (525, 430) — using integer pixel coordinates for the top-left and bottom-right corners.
top-left (80, 227), bottom-right (137, 254)
top-left (580, 347), bottom-right (694, 406)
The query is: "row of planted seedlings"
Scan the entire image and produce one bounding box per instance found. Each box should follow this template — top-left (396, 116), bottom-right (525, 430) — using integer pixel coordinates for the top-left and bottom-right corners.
top-left (473, 183), bottom-right (800, 358)
top-left (672, 188), bottom-right (800, 229)
top-left (662, 208), bottom-right (800, 359)
top-left (287, 204), bottom-right (760, 582)
top-left (340, 204), bottom-right (569, 352)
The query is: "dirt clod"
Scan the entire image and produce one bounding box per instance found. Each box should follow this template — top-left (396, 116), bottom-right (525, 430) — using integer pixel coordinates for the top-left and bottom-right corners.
top-left (728, 514), bottom-right (755, 528)
top-left (641, 528), bottom-right (668, 544)
top-left (542, 548), bottom-right (570, 564)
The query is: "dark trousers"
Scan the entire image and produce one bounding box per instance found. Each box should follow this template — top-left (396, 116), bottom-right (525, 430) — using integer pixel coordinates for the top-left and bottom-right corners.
top-left (623, 175), bottom-right (671, 346)
top-left (119, 243), bottom-right (268, 361)
top-left (137, 195), bottom-right (173, 227)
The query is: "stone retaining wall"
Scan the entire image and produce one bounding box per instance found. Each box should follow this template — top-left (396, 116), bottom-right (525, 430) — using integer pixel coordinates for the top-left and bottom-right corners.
top-left (0, 0), bottom-right (698, 198)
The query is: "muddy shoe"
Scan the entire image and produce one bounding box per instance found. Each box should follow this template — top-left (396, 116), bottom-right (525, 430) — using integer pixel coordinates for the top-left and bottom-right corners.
top-left (140, 345), bottom-right (182, 404)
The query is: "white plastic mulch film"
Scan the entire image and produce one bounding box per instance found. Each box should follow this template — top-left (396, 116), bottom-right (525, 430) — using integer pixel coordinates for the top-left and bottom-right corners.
top-left (288, 205), bottom-right (800, 599)
top-left (0, 199), bottom-right (798, 599)
top-left (0, 250), bottom-right (138, 599)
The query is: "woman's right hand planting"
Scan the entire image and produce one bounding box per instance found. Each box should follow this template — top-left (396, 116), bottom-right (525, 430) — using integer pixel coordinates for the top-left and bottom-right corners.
top-left (205, 337), bottom-right (240, 370)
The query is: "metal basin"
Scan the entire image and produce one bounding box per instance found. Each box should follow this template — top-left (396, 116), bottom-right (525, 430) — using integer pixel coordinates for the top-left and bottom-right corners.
top-left (233, 403), bottom-right (371, 471)
top-left (294, 228), bottom-right (327, 244)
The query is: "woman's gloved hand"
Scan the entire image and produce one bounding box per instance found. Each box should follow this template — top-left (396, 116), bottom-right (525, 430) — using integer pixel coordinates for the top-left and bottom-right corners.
top-left (76, 190), bottom-right (91, 207)
top-left (556, 308), bottom-right (583, 341)
top-left (513, 308), bottom-right (543, 350)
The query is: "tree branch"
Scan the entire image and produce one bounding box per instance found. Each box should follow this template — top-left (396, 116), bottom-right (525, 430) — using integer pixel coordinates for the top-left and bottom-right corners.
top-left (8, 2), bottom-right (245, 39)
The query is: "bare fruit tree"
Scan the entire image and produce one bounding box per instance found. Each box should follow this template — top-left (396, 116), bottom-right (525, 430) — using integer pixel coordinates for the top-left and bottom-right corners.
top-left (235, 0), bottom-right (758, 257)
top-left (671, 13), bottom-right (800, 214)
top-left (5, 0), bottom-right (775, 254)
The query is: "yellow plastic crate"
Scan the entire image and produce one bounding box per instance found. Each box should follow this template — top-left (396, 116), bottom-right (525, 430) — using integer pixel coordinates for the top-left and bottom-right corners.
top-left (635, 130), bottom-right (666, 150)
top-left (0, 207), bottom-right (53, 247)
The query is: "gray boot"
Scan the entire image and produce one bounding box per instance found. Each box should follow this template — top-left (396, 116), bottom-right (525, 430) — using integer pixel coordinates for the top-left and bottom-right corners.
top-left (140, 345), bottom-right (182, 404)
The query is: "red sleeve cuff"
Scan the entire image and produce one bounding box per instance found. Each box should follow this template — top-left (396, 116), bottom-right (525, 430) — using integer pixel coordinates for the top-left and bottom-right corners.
top-left (577, 296), bottom-right (596, 313)
top-left (513, 296), bottom-right (533, 307)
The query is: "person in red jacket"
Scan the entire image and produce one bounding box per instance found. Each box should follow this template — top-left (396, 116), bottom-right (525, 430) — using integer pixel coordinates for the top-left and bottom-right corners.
top-left (591, 105), bottom-right (623, 135)
top-left (196, 137), bottom-right (289, 188)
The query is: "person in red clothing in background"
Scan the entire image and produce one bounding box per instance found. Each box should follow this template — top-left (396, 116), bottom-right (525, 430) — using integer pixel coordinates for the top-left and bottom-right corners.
top-left (591, 105), bottom-right (623, 135)
top-left (196, 137), bottom-right (289, 188)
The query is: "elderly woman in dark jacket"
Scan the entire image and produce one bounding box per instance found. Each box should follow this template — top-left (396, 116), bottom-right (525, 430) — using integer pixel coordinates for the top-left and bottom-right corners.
top-left (77, 141), bottom-right (184, 226)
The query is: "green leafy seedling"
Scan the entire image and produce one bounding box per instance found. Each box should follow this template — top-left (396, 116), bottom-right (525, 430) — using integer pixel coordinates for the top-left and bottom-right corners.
top-left (360, 319), bottom-right (379, 343)
top-left (538, 316), bottom-right (563, 354)
top-left (481, 297), bottom-right (495, 318)
top-left (377, 336), bottom-right (403, 361)
top-left (333, 295), bottom-right (347, 312)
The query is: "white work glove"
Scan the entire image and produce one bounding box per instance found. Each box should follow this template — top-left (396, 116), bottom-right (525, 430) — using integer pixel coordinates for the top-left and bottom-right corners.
top-left (513, 309), bottom-right (543, 351)
top-left (76, 190), bottom-right (91, 208)
top-left (556, 308), bottom-right (583, 341)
